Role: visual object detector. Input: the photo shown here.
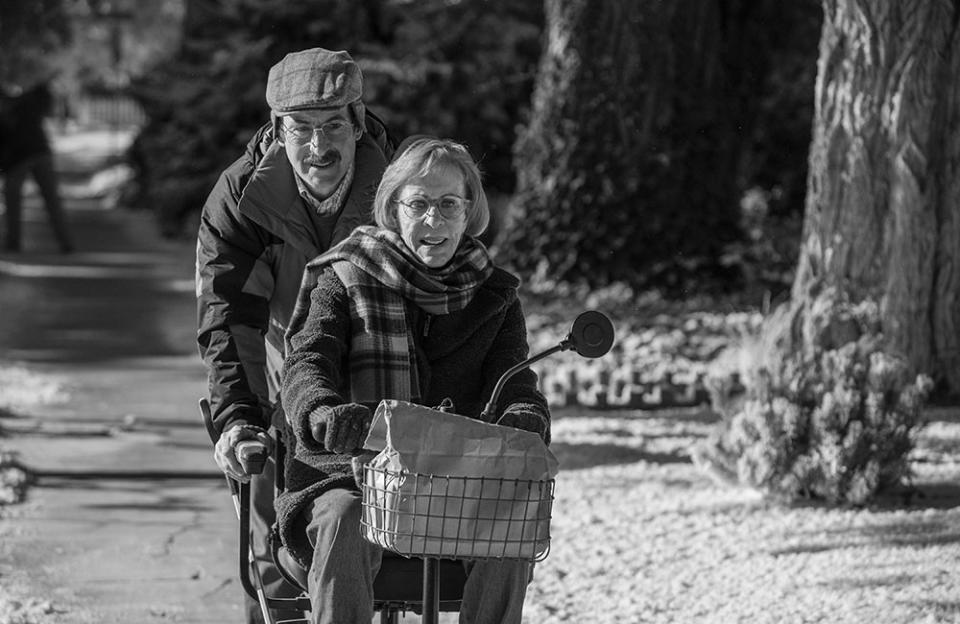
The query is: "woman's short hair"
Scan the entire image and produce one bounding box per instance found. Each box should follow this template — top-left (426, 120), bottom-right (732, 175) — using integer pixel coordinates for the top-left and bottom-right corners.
top-left (373, 137), bottom-right (489, 236)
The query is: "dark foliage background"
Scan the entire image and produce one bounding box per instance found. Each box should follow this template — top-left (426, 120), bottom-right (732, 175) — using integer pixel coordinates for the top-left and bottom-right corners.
top-left (8, 0), bottom-right (820, 296)
top-left (127, 0), bottom-right (542, 236)
top-left (0, 1), bottom-right (71, 86)
top-left (497, 0), bottom-right (820, 298)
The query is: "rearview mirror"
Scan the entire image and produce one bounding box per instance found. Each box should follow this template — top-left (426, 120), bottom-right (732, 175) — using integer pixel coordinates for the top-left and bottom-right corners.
top-left (563, 310), bottom-right (615, 358)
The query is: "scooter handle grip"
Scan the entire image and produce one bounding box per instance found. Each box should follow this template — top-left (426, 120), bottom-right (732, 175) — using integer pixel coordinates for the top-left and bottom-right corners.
top-left (236, 440), bottom-right (268, 475)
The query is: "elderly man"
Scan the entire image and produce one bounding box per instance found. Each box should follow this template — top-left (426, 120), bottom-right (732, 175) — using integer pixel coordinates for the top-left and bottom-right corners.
top-left (196, 47), bottom-right (394, 623)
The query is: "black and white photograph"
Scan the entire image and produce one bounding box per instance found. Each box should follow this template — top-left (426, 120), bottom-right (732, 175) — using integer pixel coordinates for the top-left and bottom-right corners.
top-left (1, 1), bottom-right (959, 623)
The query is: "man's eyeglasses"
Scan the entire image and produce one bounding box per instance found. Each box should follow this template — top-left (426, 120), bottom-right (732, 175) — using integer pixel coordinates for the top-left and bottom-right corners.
top-left (283, 119), bottom-right (354, 143)
top-left (396, 195), bottom-right (469, 220)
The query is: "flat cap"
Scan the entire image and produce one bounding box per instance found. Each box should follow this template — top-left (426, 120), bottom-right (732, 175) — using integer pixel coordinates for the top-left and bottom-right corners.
top-left (265, 48), bottom-right (363, 113)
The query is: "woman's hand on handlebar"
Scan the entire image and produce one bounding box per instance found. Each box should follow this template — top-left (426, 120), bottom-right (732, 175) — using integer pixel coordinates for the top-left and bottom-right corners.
top-left (214, 424), bottom-right (273, 482)
top-left (497, 406), bottom-right (549, 442)
top-left (310, 403), bottom-right (372, 454)
top-left (351, 449), bottom-right (379, 488)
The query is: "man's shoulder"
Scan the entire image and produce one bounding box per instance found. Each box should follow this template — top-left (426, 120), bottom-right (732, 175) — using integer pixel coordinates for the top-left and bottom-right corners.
top-left (352, 130), bottom-right (390, 182)
top-left (202, 159), bottom-right (254, 227)
top-left (206, 123), bottom-right (275, 208)
top-left (363, 108), bottom-right (397, 161)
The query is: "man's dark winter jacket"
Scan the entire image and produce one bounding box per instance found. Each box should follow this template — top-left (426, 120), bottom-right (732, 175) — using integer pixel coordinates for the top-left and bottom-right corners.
top-left (277, 264), bottom-right (550, 568)
top-left (196, 119), bottom-right (393, 433)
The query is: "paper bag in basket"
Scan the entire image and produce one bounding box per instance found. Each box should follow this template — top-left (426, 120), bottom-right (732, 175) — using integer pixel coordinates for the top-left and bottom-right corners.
top-left (361, 400), bottom-right (559, 560)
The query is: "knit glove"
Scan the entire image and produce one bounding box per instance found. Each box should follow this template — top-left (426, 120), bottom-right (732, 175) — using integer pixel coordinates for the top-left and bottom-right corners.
top-left (351, 449), bottom-right (379, 488)
top-left (309, 403), bottom-right (373, 454)
top-left (497, 407), bottom-right (550, 444)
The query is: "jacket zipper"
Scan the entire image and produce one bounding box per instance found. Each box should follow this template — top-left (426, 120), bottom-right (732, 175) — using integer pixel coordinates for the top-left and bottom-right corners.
top-left (422, 314), bottom-right (432, 337)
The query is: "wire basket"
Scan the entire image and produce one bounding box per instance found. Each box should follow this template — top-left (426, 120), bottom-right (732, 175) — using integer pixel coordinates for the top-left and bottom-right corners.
top-left (360, 464), bottom-right (555, 562)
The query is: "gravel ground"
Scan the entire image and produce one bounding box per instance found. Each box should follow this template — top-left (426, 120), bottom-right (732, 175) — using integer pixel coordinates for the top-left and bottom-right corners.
top-left (3, 365), bottom-right (959, 623)
top-left (523, 408), bottom-right (960, 624)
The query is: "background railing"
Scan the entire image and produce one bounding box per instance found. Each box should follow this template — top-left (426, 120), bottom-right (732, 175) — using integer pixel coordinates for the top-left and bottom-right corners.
top-left (71, 94), bottom-right (146, 128)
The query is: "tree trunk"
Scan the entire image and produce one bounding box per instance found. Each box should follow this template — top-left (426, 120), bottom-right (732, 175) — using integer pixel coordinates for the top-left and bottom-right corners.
top-left (791, 0), bottom-right (960, 394)
top-left (501, 0), bottom-right (746, 289)
top-left (502, 0), bottom-right (813, 291)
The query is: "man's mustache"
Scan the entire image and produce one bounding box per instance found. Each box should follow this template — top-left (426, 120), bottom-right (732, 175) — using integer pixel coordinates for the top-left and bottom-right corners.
top-left (308, 149), bottom-right (339, 167)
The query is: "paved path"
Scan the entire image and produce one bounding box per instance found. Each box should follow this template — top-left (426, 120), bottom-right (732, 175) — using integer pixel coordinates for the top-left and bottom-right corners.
top-left (0, 130), bottom-right (246, 623)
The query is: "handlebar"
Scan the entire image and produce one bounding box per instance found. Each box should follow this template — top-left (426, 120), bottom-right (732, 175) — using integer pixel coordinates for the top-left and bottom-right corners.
top-left (236, 440), bottom-right (268, 475)
top-left (481, 310), bottom-right (615, 421)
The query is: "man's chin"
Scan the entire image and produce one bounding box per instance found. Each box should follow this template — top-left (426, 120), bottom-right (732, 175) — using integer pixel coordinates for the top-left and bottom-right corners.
top-left (303, 169), bottom-right (342, 200)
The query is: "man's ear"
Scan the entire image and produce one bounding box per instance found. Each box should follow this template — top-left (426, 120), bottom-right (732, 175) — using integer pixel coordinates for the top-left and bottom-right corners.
top-left (350, 101), bottom-right (366, 138)
top-left (271, 112), bottom-right (284, 145)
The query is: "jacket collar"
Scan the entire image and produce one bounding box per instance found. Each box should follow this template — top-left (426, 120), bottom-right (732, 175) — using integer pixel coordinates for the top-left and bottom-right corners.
top-left (237, 141), bottom-right (319, 257)
top-left (237, 134), bottom-right (386, 258)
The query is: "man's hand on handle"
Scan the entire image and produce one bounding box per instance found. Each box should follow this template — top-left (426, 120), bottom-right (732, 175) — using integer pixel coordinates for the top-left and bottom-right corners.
top-left (213, 424), bottom-right (274, 482)
top-left (310, 403), bottom-right (372, 454)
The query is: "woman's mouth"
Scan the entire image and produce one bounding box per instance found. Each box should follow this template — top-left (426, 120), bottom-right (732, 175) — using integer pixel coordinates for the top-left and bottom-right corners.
top-left (420, 237), bottom-right (446, 247)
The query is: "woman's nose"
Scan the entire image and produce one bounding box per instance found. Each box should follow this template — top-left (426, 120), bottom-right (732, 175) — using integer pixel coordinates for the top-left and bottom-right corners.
top-left (421, 206), bottom-right (445, 227)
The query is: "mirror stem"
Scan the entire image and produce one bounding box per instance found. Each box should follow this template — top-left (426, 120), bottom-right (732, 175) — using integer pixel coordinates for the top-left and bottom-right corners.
top-left (481, 338), bottom-right (573, 422)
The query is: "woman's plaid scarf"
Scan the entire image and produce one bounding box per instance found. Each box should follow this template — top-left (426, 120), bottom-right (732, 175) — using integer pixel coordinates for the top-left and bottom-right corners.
top-left (286, 225), bottom-right (493, 404)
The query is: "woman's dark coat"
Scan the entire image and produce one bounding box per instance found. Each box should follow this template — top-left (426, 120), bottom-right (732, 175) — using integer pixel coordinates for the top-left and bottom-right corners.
top-left (277, 264), bottom-right (549, 568)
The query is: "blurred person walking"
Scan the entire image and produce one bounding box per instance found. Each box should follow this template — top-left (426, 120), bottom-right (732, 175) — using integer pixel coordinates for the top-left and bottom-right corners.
top-left (0, 80), bottom-right (73, 254)
top-left (195, 47), bottom-right (395, 623)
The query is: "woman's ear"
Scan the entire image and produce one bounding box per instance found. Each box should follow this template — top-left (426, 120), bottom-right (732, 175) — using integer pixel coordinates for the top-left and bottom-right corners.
top-left (383, 206), bottom-right (396, 230)
top-left (384, 198), bottom-right (400, 231)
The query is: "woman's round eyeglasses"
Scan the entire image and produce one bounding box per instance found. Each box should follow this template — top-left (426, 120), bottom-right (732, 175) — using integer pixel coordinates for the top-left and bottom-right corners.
top-left (396, 195), bottom-right (469, 220)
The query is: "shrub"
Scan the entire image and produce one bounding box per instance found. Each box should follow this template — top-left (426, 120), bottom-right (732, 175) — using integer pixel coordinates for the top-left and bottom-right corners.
top-left (693, 288), bottom-right (934, 504)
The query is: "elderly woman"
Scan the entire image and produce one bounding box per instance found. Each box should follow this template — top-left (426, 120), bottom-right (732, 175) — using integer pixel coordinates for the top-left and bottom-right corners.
top-left (277, 136), bottom-right (550, 624)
